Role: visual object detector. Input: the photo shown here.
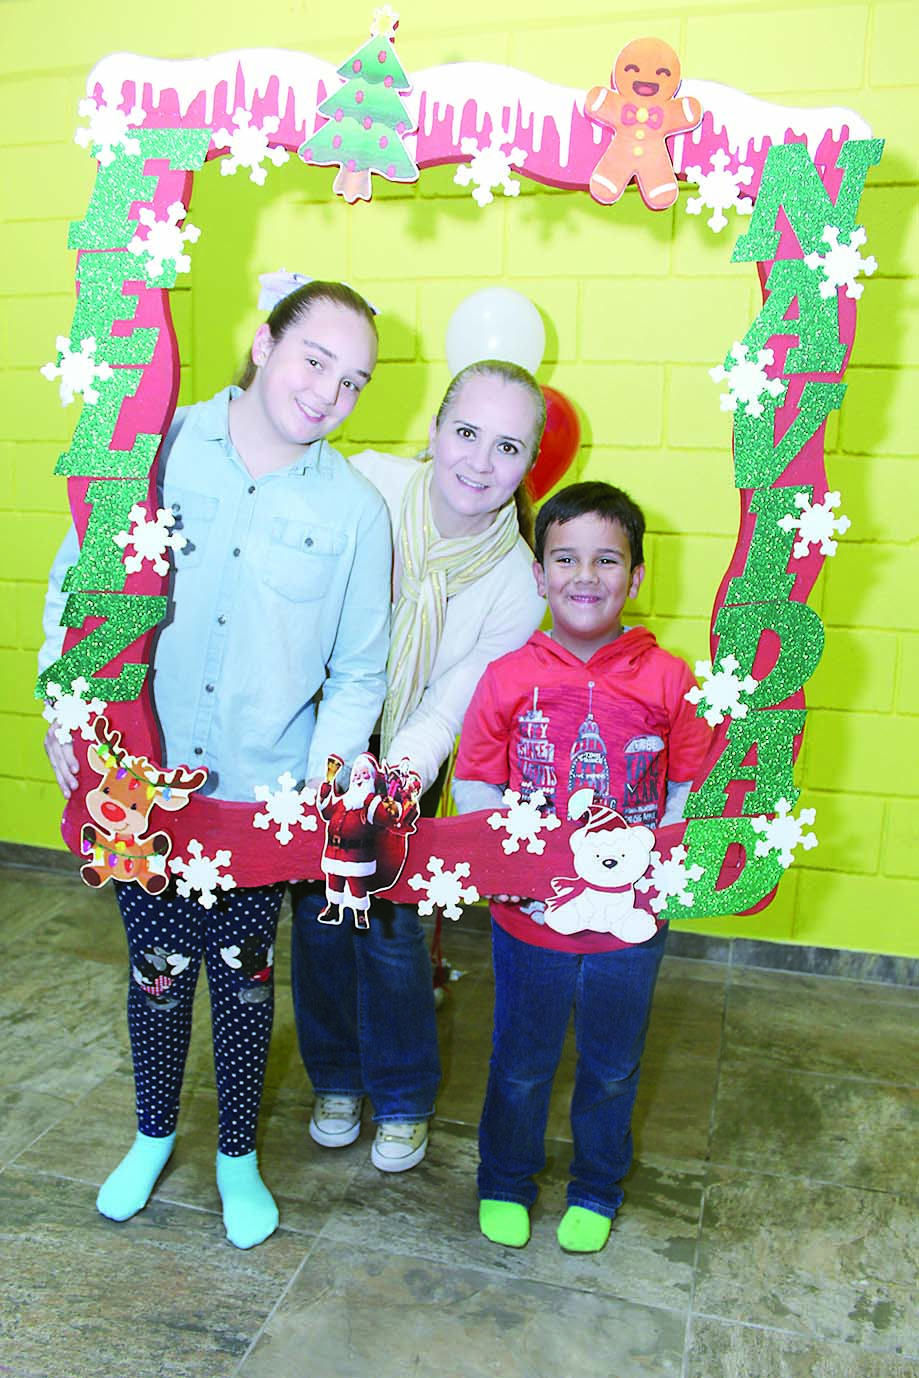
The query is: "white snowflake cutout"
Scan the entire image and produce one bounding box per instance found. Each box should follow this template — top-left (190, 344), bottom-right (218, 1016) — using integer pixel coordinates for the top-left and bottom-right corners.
top-left (778, 491), bottom-right (851, 559)
top-left (709, 342), bottom-right (787, 419)
top-left (169, 840), bottom-right (236, 909)
top-left (40, 336), bottom-right (113, 406)
top-left (42, 676), bottom-right (107, 744)
top-left (487, 789), bottom-right (562, 856)
top-left (128, 201), bottom-right (201, 281)
top-left (212, 110), bottom-right (290, 187)
top-left (454, 137), bottom-right (527, 207)
top-left (685, 654), bottom-right (759, 728)
top-left (252, 772), bottom-right (318, 846)
top-left (407, 857), bottom-right (479, 922)
top-left (804, 225), bottom-right (877, 301)
top-left (750, 797), bottom-right (818, 869)
top-left (635, 843), bottom-right (705, 915)
top-left (370, 4), bottom-right (400, 37)
top-left (113, 504), bottom-right (188, 576)
top-left (683, 148), bottom-right (754, 233)
top-left (74, 96), bottom-right (144, 166)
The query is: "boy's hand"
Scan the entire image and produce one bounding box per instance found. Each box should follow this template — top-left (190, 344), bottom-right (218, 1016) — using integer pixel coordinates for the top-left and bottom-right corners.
top-left (44, 724), bottom-right (79, 798)
top-left (483, 896), bottom-right (547, 927)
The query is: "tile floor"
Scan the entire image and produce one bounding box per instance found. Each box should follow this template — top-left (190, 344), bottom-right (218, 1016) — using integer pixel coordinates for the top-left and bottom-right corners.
top-left (1, 862), bottom-right (917, 1378)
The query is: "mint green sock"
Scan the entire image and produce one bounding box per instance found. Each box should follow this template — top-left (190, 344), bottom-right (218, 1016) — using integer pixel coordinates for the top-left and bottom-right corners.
top-left (216, 1150), bottom-right (279, 1250)
top-left (557, 1205), bottom-right (612, 1253)
top-left (479, 1199), bottom-right (530, 1247)
top-left (96, 1130), bottom-right (176, 1222)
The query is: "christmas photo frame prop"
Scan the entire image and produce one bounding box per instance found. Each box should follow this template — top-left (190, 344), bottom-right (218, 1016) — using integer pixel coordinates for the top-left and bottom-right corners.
top-left (37, 20), bottom-right (882, 927)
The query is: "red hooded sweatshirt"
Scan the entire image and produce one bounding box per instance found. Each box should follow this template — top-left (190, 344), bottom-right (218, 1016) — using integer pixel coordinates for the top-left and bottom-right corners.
top-left (455, 629), bottom-right (710, 952)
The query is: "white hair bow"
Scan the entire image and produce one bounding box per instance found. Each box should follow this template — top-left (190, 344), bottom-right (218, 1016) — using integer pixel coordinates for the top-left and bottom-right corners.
top-left (257, 269), bottom-right (379, 315)
top-left (257, 269), bottom-right (311, 312)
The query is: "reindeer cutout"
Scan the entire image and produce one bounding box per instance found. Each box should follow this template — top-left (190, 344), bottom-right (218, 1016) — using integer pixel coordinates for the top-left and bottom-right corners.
top-left (80, 716), bottom-right (208, 893)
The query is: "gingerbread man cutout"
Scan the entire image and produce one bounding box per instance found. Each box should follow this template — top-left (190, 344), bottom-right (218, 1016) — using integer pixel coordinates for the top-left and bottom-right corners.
top-left (585, 37), bottom-right (702, 211)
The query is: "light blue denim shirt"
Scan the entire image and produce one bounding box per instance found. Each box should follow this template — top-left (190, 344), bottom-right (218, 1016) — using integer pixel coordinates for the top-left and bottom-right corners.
top-left (41, 387), bottom-right (392, 801)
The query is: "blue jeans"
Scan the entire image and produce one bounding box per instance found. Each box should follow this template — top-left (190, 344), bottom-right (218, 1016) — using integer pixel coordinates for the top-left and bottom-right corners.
top-left (290, 883), bottom-right (441, 1121)
top-left (478, 919), bottom-right (667, 1218)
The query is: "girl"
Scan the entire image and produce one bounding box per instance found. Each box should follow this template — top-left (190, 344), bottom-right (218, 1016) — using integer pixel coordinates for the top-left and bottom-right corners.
top-left (291, 358), bottom-right (547, 1173)
top-left (40, 280), bottom-right (391, 1249)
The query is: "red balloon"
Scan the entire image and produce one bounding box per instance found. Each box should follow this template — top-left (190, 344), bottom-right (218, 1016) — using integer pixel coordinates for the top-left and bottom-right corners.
top-left (526, 386), bottom-right (580, 502)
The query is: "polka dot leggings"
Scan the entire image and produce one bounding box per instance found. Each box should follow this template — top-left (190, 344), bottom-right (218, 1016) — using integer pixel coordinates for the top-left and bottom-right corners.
top-left (114, 881), bottom-right (285, 1157)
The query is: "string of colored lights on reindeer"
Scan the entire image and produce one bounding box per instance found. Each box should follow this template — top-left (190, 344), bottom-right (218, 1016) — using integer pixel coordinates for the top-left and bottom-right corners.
top-left (93, 743), bottom-right (184, 802)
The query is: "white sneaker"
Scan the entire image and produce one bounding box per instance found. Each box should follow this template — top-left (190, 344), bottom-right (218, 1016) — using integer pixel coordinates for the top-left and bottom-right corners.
top-left (310, 1094), bottom-right (364, 1148)
top-left (371, 1120), bottom-right (428, 1173)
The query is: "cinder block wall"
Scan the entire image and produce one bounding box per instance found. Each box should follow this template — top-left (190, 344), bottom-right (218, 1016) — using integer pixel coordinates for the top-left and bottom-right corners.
top-left (2, 0), bottom-right (916, 955)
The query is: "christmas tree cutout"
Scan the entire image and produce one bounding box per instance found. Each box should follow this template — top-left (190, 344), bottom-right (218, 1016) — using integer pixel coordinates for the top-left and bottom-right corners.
top-left (299, 7), bottom-right (418, 204)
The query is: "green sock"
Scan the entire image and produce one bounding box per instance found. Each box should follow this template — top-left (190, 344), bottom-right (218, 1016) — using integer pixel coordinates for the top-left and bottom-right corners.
top-left (96, 1130), bottom-right (176, 1222)
top-left (557, 1205), bottom-right (612, 1253)
top-left (216, 1150), bottom-right (279, 1250)
top-left (479, 1199), bottom-right (530, 1247)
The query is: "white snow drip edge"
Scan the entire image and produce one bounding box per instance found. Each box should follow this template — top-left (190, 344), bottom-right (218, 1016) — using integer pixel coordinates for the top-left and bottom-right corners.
top-left (87, 53), bottom-right (871, 173)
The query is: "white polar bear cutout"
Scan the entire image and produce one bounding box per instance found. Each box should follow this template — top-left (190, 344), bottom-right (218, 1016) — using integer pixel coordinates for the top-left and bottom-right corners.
top-left (543, 790), bottom-right (657, 944)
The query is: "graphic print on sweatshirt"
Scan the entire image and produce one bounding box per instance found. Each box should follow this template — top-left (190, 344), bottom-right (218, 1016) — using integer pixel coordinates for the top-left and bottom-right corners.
top-left (516, 687), bottom-right (559, 811)
top-left (568, 680), bottom-right (613, 806)
top-left (622, 733), bottom-right (665, 826)
top-left (513, 679), bottom-right (666, 826)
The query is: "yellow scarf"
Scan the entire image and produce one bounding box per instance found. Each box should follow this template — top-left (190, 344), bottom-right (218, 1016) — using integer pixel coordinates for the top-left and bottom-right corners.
top-left (381, 462), bottom-right (519, 755)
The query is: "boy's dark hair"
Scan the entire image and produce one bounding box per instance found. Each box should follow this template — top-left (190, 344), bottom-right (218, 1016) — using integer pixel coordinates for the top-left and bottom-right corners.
top-left (533, 481), bottom-right (645, 568)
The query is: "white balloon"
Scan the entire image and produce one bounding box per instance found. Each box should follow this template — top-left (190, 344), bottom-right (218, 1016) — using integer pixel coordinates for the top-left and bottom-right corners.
top-left (445, 288), bottom-right (545, 376)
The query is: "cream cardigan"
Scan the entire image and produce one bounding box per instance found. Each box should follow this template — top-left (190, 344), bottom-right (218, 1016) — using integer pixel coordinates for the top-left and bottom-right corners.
top-left (350, 449), bottom-right (546, 792)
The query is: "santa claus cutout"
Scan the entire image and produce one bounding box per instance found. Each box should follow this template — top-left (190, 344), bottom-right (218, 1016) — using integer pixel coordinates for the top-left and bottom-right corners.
top-left (316, 752), bottom-right (421, 929)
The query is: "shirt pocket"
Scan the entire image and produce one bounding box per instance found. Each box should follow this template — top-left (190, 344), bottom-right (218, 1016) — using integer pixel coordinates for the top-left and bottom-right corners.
top-left (167, 487), bottom-right (219, 571)
top-left (259, 518), bottom-right (348, 603)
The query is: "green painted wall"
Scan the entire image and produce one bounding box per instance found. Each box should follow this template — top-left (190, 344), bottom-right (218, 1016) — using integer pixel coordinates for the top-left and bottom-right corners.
top-left (2, 0), bottom-right (916, 954)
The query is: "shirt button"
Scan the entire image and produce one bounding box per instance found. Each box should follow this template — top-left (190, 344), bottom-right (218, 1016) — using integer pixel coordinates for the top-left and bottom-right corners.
top-left (206, 683), bottom-right (214, 693)
top-left (248, 485), bottom-right (255, 495)
top-left (194, 747), bottom-right (203, 756)
top-left (304, 536), bottom-right (314, 547)
top-left (233, 547), bottom-right (241, 557)
top-left (217, 615), bottom-right (226, 626)
top-left (171, 503), bottom-right (180, 514)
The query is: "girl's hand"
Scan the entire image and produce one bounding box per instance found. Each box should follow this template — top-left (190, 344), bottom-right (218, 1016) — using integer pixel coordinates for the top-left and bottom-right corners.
top-left (44, 724), bottom-right (79, 798)
top-left (485, 893), bottom-right (525, 904)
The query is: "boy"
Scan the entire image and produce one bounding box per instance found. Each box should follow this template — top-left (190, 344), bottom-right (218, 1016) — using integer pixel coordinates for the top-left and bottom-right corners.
top-left (453, 481), bottom-right (711, 1253)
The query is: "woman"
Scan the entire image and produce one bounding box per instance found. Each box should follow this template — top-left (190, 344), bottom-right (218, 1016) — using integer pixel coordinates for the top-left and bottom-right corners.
top-left (291, 358), bottom-right (547, 1173)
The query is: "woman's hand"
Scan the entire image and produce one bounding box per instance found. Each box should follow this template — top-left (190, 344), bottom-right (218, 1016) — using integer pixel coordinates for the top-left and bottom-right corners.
top-left (44, 724), bottom-right (79, 798)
